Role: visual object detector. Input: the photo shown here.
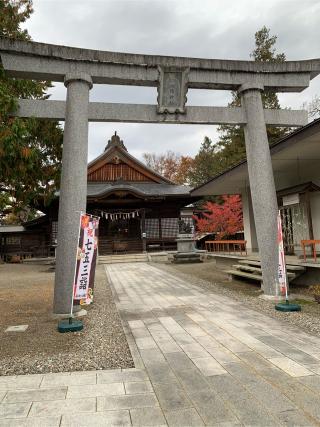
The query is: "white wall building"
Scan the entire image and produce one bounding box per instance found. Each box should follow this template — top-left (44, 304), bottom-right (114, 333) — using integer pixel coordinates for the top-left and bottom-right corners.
top-left (192, 119), bottom-right (320, 257)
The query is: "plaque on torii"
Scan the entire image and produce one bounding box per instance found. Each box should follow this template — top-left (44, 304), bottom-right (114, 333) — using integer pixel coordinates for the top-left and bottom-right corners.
top-left (157, 66), bottom-right (189, 114)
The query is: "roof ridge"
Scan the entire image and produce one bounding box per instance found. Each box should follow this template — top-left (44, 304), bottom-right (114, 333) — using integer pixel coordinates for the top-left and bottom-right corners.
top-left (88, 133), bottom-right (174, 184)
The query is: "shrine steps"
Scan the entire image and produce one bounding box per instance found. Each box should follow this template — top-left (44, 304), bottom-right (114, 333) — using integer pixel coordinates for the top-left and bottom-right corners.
top-left (227, 259), bottom-right (306, 283)
top-left (99, 253), bottom-right (149, 264)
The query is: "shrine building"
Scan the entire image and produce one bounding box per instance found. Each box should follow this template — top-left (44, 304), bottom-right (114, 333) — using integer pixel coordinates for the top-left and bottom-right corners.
top-left (0, 133), bottom-right (197, 259)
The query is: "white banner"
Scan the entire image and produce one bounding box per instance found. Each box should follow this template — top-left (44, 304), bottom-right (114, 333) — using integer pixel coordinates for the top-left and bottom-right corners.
top-left (277, 211), bottom-right (288, 298)
top-left (73, 214), bottom-right (99, 306)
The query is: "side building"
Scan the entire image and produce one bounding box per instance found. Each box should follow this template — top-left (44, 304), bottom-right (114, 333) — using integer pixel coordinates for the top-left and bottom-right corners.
top-left (191, 118), bottom-right (320, 258)
top-left (0, 133), bottom-right (197, 260)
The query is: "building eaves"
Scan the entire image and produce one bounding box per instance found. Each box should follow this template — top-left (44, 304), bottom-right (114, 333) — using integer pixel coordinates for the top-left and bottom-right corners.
top-left (87, 182), bottom-right (192, 198)
top-left (191, 117), bottom-right (320, 195)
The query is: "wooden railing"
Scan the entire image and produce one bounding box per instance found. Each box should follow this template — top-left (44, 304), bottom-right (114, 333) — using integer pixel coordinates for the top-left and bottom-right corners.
top-left (301, 239), bottom-right (320, 262)
top-left (0, 244), bottom-right (55, 261)
top-left (205, 240), bottom-right (247, 255)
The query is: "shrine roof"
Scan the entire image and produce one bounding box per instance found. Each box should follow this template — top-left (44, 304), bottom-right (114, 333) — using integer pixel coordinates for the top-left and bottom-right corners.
top-left (87, 132), bottom-right (174, 184)
top-left (52, 132), bottom-right (195, 202)
top-left (86, 182), bottom-right (192, 198)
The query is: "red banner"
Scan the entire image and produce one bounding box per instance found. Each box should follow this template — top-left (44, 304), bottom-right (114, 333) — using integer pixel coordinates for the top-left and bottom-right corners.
top-left (73, 213), bottom-right (99, 306)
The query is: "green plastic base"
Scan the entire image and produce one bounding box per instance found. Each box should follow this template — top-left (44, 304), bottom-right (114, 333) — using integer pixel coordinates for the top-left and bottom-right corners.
top-left (58, 318), bottom-right (83, 333)
top-left (275, 302), bottom-right (301, 312)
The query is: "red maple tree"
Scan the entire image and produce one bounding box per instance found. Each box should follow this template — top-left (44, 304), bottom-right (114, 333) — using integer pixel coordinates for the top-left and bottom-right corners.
top-left (194, 195), bottom-right (243, 239)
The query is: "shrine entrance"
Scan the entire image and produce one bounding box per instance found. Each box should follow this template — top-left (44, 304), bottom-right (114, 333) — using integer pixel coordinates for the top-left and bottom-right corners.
top-left (1, 38), bottom-right (319, 314)
top-left (99, 216), bottom-right (142, 255)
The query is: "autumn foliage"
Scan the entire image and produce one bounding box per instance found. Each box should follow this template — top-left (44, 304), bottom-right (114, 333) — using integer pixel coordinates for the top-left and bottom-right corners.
top-left (142, 151), bottom-right (194, 184)
top-left (194, 195), bottom-right (243, 239)
top-left (0, 0), bottom-right (63, 223)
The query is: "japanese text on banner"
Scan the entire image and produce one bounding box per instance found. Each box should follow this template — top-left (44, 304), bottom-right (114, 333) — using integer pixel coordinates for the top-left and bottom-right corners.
top-left (73, 214), bottom-right (99, 305)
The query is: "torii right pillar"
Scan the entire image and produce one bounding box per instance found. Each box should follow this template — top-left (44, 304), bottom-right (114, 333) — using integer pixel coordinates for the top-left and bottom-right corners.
top-left (239, 83), bottom-right (278, 297)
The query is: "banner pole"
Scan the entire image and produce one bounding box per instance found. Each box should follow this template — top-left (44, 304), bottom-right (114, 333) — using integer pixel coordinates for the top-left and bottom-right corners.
top-left (70, 211), bottom-right (83, 318)
top-left (275, 210), bottom-right (301, 312)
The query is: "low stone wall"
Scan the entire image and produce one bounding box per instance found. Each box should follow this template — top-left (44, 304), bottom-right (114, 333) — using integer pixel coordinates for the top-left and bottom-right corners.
top-left (291, 266), bottom-right (320, 286)
top-left (148, 252), bottom-right (170, 263)
top-left (148, 250), bottom-right (208, 263)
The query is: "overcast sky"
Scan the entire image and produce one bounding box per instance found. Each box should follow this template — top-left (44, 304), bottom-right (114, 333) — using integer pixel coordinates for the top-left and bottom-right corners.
top-left (25, 0), bottom-right (320, 162)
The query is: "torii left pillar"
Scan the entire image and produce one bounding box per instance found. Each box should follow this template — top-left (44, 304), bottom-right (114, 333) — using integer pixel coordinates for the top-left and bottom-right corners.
top-left (53, 72), bottom-right (93, 315)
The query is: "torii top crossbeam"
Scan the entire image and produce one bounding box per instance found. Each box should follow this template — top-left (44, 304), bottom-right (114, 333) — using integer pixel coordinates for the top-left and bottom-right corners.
top-left (1, 37), bottom-right (320, 90)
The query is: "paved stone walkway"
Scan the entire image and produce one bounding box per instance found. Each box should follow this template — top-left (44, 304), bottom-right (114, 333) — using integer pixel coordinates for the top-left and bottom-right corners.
top-left (1, 263), bottom-right (320, 426)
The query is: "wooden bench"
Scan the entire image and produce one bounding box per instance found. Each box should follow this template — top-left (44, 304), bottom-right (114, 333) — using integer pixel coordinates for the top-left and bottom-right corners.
top-left (205, 240), bottom-right (247, 255)
top-left (301, 239), bottom-right (320, 262)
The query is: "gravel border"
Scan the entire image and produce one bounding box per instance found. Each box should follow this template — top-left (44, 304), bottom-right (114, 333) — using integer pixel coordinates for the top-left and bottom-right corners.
top-left (0, 265), bottom-right (134, 376)
top-left (153, 262), bottom-right (320, 338)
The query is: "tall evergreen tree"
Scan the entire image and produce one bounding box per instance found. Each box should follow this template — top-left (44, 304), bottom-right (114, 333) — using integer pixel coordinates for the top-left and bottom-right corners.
top-left (187, 137), bottom-right (219, 187)
top-left (0, 0), bottom-right (63, 223)
top-left (215, 26), bottom-right (289, 176)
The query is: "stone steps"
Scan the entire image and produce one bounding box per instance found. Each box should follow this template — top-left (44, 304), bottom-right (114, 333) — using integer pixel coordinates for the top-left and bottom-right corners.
top-left (233, 264), bottom-right (295, 278)
top-left (99, 253), bottom-right (148, 264)
top-left (22, 257), bottom-right (55, 265)
top-left (227, 258), bottom-right (306, 283)
top-left (238, 259), bottom-right (306, 271)
top-left (172, 252), bottom-right (202, 264)
top-left (227, 269), bottom-right (263, 282)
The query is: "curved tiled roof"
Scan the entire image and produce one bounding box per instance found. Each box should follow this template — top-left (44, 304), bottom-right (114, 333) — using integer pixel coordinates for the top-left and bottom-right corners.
top-left (87, 182), bottom-right (192, 198)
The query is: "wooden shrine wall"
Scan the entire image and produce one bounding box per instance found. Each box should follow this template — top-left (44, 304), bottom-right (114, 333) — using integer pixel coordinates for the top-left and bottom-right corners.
top-left (88, 163), bottom-right (156, 182)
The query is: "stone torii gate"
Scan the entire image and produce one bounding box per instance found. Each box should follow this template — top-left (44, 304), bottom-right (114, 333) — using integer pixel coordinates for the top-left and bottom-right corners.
top-left (1, 38), bottom-right (319, 315)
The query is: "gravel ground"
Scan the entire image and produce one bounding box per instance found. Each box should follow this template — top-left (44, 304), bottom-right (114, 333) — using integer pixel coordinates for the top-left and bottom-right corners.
top-left (153, 261), bottom-right (320, 337)
top-left (0, 263), bottom-right (133, 376)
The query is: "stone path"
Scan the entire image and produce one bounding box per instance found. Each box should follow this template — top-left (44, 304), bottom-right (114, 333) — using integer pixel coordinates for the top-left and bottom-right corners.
top-left (1, 263), bottom-right (320, 426)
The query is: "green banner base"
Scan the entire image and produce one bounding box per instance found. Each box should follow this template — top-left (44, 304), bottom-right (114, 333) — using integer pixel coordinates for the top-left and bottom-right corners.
top-left (58, 318), bottom-right (83, 333)
top-left (275, 301), bottom-right (301, 312)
